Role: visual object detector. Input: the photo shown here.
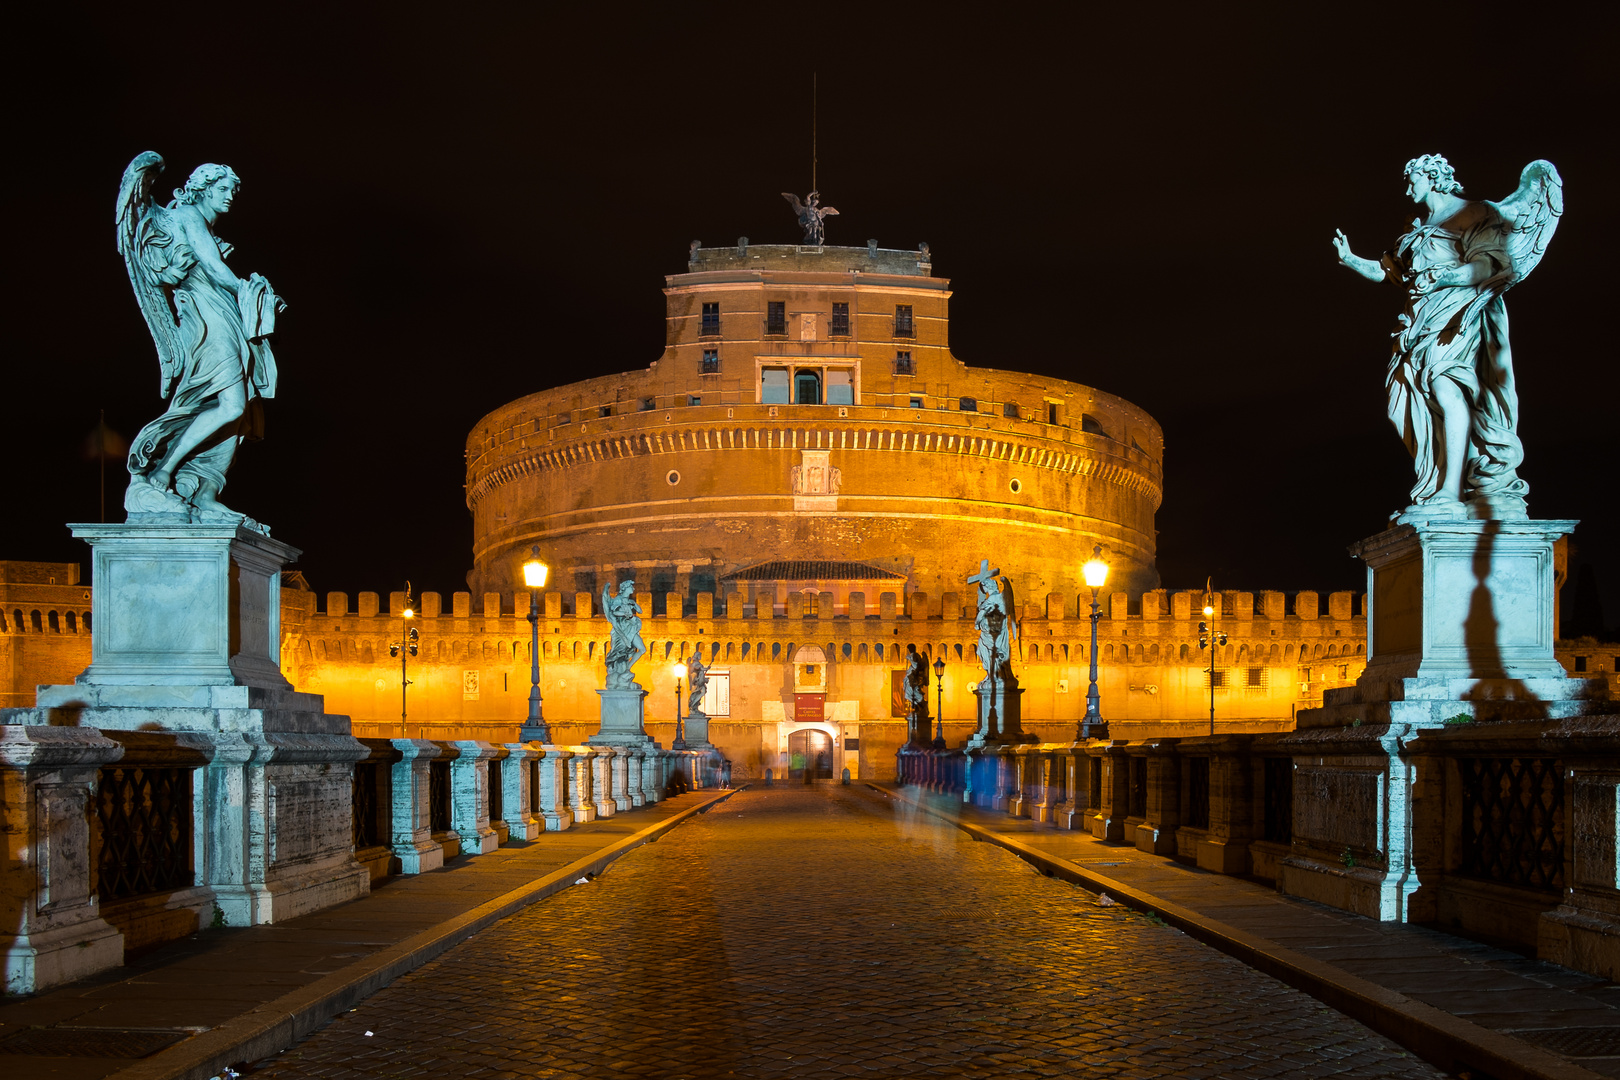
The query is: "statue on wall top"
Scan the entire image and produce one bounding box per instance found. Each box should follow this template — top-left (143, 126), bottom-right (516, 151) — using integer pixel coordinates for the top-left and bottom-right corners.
top-left (601, 581), bottom-right (647, 690)
top-left (968, 559), bottom-right (1018, 685)
top-left (782, 191), bottom-right (839, 246)
top-left (116, 152), bottom-right (286, 532)
top-left (687, 652), bottom-right (709, 718)
top-left (1332, 155), bottom-right (1563, 522)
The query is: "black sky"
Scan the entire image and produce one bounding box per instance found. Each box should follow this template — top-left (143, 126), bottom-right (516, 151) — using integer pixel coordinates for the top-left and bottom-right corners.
top-left (6, 6), bottom-right (1617, 629)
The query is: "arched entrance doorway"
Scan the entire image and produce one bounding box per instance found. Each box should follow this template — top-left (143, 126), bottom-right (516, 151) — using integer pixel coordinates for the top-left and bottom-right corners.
top-left (787, 729), bottom-right (834, 782)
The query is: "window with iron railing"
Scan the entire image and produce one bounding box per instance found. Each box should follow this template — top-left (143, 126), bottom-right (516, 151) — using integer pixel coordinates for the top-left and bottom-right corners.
top-left (895, 304), bottom-right (914, 337)
top-left (701, 302), bottom-right (720, 336)
top-left (701, 349), bottom-right (720, 373)
top-left (766, 301), bottom-right (786, 335)
top-left (894, 351), bottom-right (914, 375)
top-left (830, 302), bottom-right (850, 336)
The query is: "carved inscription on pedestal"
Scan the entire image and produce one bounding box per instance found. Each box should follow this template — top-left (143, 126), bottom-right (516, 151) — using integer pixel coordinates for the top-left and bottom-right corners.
top-left (1295, 766), bottom-right (1382, 854)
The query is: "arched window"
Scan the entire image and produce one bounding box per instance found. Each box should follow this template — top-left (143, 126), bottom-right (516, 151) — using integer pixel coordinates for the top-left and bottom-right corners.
top-left (14, 609), bottom-right (26, 632)
top-left (794, 370), bottom-right (821, 404)
top-left (30, 610), bottom-right (43, 632)
top-left (65, 611), bottom-right (78, 633)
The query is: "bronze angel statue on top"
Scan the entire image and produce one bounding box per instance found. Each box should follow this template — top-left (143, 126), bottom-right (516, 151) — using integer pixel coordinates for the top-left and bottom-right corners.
top-left (1333, 156), bottom-right (1563, 522)
top-left (116, 152), bottom-right (286, 531)
top-left (782, 190), bottom-right (839, 245)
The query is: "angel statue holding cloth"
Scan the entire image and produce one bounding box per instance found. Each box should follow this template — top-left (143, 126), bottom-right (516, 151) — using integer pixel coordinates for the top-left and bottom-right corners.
top-left (1333, 154), bottom-right (1562, 522)
top-left (116, 152), bottom-right (286, 532)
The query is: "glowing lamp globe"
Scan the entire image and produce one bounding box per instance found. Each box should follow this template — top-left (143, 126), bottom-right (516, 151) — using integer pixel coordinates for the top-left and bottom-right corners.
top-left (522, 557), bottom-right (549, 589)
top-left (1082, 554), bottom-right (1109, 590)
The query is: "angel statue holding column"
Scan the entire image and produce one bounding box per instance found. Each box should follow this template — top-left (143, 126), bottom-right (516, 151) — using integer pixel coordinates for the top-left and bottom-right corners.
top-left (1332, 155), bottom-right (1563, 522)
top-left (602, 581), bottom-right (647, 690)
top-left (116, 152), bottom-right (286, 531)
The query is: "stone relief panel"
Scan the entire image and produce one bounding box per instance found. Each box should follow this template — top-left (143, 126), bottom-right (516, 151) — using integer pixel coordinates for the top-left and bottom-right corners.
top-left (1295, 766), bottom-right (1383, 854)
top-left (1573, 776), bottom-right (1620, 890)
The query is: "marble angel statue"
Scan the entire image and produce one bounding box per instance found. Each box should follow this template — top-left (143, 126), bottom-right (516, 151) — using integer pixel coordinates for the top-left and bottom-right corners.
top-left (969, 559), bottom-right (1018, 685)
top-left (602, 581), bottom-right (647, 690)
top-left (116, 152), bottom-right (286, 531)
top-left (1332, 155), bottom-right (1562, 522)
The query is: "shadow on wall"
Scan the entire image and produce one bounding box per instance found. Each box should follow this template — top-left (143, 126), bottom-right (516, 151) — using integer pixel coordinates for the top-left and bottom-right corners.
top-left (1464, 523), bottom-right (1545, 718)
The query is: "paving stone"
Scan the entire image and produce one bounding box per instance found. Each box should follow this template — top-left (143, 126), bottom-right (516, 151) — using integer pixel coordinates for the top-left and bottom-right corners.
top-left (241, 786), bottom-right (1443, 1079)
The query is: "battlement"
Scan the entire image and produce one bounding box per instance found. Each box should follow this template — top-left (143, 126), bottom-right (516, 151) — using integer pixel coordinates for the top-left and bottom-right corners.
top-left (683, 241), bottom-right (933, 277)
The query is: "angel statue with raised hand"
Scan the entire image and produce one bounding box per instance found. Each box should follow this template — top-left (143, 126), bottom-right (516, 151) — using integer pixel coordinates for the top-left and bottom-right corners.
top-left (1332, 155), bottom-right (1563, 522)
top-left (968, 559), bottom-right (1018, 686)
top-left (782, 190), bottom-right (839, 246)
top-left (602, 581), bottom-right (647, 690)
top-left (116, 152), bottom-right (286, 532)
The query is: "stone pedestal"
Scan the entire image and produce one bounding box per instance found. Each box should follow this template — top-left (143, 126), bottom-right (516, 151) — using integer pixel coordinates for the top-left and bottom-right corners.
top-left (967, 679), bottom-right (1031, 747)
top-left (450, 741), bottom-right (500, 855)
top-left (591, 687), bottom-right (656, 745)
top-left (20, 523), bottom-right (369, 942)
top-left (1303, 518), bottom-right (1605, 728)
top-left (500, 743), bottom-right (542, 841)
top-left (66, 522), bottom-right (296, 691)
top-left (565, 747), bottom-right (596, 824)
top-left (389, 739), bottom-right (446, 873)
top-left (590, 746), bottom-right (617, 818)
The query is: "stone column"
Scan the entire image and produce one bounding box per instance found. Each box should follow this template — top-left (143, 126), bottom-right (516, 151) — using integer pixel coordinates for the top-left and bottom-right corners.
top-left (623, 747), bottom-right (646, 809)
top-left (449, 741), bottom-right (499, 855)
top-left (1008, 748), bottom-right (1033, 818)
top-left (1196, 736), bottom-right (1256, 874)
top-left (500, 743), bottom-right (542, 841)
top-left (608, 745), bottom-right (632, 812)
top-left (389, 739), bottom-right (445, 873)
top-left (0, 723), bottom-right (127, 996)
top-left (535, 746), bottom-right (574, 832)
top-left (566, 746), bottom-right (596, 825)
top-left (641, 748), bottom-right (664, 805)
top-left (1092, 744), bottom-right (1131, 842)
top-left (1136, 742), bottom-right (1181, 856)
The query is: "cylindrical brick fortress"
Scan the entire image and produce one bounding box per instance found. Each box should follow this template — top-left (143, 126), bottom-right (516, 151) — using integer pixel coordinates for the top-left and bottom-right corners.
top-left (465, 243), bottom-right (1163, 613)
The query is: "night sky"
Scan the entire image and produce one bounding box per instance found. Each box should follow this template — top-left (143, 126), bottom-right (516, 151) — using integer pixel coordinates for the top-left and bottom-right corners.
top-left (7, 8), bottom-right (1617, 632)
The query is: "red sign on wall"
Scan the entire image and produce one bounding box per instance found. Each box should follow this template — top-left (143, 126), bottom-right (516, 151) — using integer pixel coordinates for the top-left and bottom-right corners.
top-left (794, 693), bottom-right (825, 722)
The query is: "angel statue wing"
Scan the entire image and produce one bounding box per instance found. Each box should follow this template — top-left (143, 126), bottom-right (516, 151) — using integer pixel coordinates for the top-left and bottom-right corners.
top-left (116, 152), bottom-right (194, 400)
top-left (1000, 576), bottom-right (1019, 655)
top-left (781, 192), bottom-right (805, 214)
top-left (1488, 160), bottom-right (1564, 290)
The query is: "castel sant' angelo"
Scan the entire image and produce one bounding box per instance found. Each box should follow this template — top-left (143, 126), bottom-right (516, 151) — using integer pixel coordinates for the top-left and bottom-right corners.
top-left (0, 231), bottom-right (1426, 779)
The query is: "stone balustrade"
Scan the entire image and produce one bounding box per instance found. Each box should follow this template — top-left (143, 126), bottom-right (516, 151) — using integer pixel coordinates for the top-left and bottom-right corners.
top-left (896, 713), bottom-right (1620, 981)
top-left (0, 715), bottom-right (687, 997)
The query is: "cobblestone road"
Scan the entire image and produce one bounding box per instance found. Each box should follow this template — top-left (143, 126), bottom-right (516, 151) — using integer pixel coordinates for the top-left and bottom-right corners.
top-left (243, 786), bottom-right (1446, 1078)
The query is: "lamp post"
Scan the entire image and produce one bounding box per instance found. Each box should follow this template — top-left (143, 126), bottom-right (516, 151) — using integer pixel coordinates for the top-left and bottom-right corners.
top-left (1199, 577), bottom-right (1229, 737)
top-left (519, 548), bottom-right (550, 743)
top-left (389, 582), bottom-right (419, 725)
top-left (932, 655), bottom-right (946, 748)
top-left (1078, 547), bottom-right (1109, 741)
top-left (673, 662), bottom-right (688, 749)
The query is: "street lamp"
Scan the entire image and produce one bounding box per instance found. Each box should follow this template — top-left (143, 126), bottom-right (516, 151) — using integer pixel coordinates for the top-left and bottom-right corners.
top-left (932, 655), bottom-right (946, 748)
top-left (672, 662), bottom-right (688, 749)
top-left (1199, 577), bottom-right (1228, 737)
top-left (519, 548), bottom-right (550, 743)
top-left (1078, 547), bottom-right (1109, 741)
top-left (389, 582), bottom-right (419, 725)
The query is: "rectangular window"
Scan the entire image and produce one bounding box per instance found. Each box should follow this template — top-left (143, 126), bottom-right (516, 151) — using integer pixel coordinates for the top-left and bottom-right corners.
top-left (761, 367), bottom-right (791, 404)
top-left (700, 349), bottom-right (720, 373)
top-left (910, 397), bottom-right (924, 409)
top-left (556, 411), bottom-right (571, 425)
top-left (894, 351), bottom-right (914, 376)
top-left (826, 369), bottom-right (853, 406)
top-left (1003, 402), bottom-right (1019, 419)
top-left (639, 397), bottom-right (657, 411)
top-left (1574, 655), bottom-right (1588, 672)
top-left (700, 302), bottom-right (720, 336)
top-left (1247, 666), bottom-right (1267, 687)
top-left (687, 394), bottom-right (702, 406)
top-left (1047, 402), bottom-right (1060, 425)
top-left (766, 301), bottom-right (786, 335)
top-left (895, 304), bottom-right (914, 337)
top-left (701, 671), bottom-right (731, 717)
top-left (1206, 669), bottom-right (1227, 688)
top-left (959, 397), bottom-right (978, 412)
top-left (830, 302), bottom-right (850, 336)
top-left (599, 405), bottom-right (612, 418)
